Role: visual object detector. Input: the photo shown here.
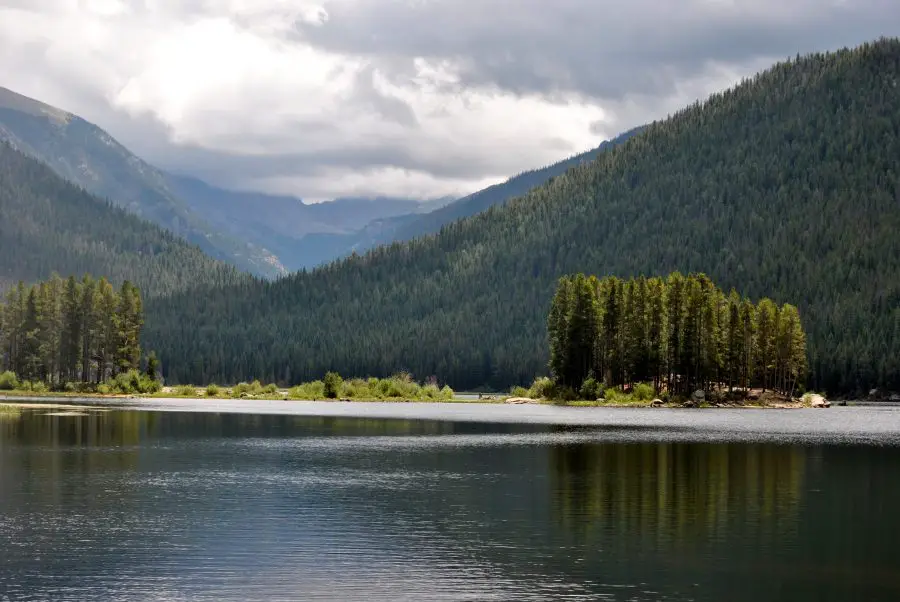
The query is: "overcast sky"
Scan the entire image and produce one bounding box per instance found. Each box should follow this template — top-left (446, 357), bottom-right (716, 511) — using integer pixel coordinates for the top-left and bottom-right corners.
top-left (0, 1), bottom-right (895, 201)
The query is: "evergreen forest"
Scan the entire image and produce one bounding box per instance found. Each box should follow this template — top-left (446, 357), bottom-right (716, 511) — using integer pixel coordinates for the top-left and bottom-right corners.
top-left (0, 274), bottom-right (145, 386)
top-left (143, 40), bottom-right (900, 395)
top-left (547, 273), bottom-right (808, 399)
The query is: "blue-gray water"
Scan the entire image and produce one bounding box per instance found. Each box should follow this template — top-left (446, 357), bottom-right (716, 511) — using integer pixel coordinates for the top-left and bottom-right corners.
top-left (1, 401), bottom-right (899, 601)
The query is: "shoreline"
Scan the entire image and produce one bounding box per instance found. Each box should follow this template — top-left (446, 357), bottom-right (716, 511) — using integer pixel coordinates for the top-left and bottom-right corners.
top-left (0, 391), bottom-right (849, 410)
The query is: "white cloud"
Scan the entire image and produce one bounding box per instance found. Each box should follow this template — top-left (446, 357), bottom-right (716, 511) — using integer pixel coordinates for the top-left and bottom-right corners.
top-left (0, 0), bottom-right (894, 200)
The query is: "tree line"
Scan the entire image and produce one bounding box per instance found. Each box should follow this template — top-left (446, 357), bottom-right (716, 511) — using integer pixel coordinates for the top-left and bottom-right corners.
top-left (548, 272), bottom-right (808, 398)
top-left (0, 274), bottom-right (144, 386)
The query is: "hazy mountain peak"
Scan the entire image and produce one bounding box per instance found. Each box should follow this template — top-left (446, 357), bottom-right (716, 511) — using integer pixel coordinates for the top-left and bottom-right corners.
top-left (0, 85), bottom-right (71, 126)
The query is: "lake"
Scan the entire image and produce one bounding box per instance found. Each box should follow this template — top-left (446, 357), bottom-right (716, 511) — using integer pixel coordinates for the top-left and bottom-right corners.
top-left (1, 401), bottom-right (899, 601)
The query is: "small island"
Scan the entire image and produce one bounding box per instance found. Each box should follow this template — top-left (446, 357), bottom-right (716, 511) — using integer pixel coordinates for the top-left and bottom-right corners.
top-left (530, 271), bottom-right (816, 408)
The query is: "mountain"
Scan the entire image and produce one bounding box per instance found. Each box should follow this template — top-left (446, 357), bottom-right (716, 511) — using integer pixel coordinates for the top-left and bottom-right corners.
top-left (145, 39), bottom-right (900, 395)
top-left (295, 128), bottom-right (643, 268)
top-left (388, 126), bottom-right (646, 243)
top-left (0, 85), bottom-right (456, 276)
top-left (165, 177), bottom-right (454, 272)
top-left (0, 86), bottom-right (284, 278)
top-left (0, 141), bottom-right (246, 297)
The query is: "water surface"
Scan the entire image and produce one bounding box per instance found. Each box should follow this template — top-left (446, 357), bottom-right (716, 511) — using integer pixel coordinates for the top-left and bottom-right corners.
top-left (1, 404), bottom-right (898, 600)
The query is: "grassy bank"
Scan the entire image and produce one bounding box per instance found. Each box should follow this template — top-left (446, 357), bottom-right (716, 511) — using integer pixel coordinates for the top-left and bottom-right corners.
top-left (0, 372), bottom-right (460, 403)
top-left (508, 377), bottom-right (814, 408)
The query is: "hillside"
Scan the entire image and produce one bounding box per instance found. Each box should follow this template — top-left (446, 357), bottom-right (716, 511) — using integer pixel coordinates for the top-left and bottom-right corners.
top-left (0, 142), bottom-right (246, 297)
top-left (145, 39), bottom-right (900, 395)
top-left (0, 86), bottom-right (283, 277)
top-left (296, 127), bottom-right (644, 267)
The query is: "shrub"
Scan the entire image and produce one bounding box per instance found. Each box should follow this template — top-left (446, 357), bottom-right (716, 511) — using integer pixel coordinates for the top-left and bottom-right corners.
top-left (30, 381), bottom-right (48, 393)
top-left (206, 384), bottom-right (221, 397)
top-left (175, 384), bottom-right (197, 397)
top-left (528, 377), bottom-right (555, 400)
top-left (579, 377), bottom-right (602, 400)
top-left (604, 387), bottom-right (624, 403)
top-left (64, 381), bottom-right (77, 393)
top-left (0, 371), bottom-right (19, 391)
top-left (340, 378), bottom-right (370, 399)
top-left (232, 382), bottom-right (259, 397)
top-left (262, 383), bottom-right (278, 395)
top-left (509, 386), bottom-right (529, 398)
top-left (632, 383), bottom-right (655, 401)
top-left (143, 378), bottom-right (162, 394)
top-left (289, 380), bottom-right (325, 400)
top-left (440, 385), bottom-right (454, 400)
top-left (104, 370), bottom-right (161, 395)
top-left (97, 383), bottom-right (111, 395)
top-left (323, 372), bottom-right (342, 399)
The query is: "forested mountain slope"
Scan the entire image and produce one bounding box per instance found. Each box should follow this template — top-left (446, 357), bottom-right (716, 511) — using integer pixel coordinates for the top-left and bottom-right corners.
top-left (0, 87), bottom-right (286, 278)
top-left (0, 142), bottom-right (246, 297)
top-left (146, 39), bottom-right (900, 395)
top-left (389, 126), bottom-right (646, 243)
top-left (297, 127), bottom-right (644, 268)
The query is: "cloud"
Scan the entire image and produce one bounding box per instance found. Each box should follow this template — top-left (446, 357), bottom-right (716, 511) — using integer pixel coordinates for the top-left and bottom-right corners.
top-left (0, 0), bottom-right (896, 200)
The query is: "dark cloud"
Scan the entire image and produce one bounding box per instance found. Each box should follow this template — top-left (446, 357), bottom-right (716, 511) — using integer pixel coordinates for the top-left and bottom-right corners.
top-left (298, 0), bottom-right (898, 99)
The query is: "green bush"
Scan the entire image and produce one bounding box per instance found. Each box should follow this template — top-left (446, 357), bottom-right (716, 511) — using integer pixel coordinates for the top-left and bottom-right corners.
top-left (632, 383), bottom-right (655, 401)
top-left (97, 383), bottom-right (111, 395)
top-left (30, 381), bottom-right (48, 393)
top-left (232, 381), bottom-right (266, 397)
top-left (206, 384), bottom-right (221, 397)
top-left (262, 383), bottom-right (278, 395)
top-left (175, 384), bottom-right (197, 397)
top-left (528, 377), bottom-right (555, 400)
top-left (509, 385), bottom-right (529, 398)
top-left (289, 380), bottom-right (326, 400)
top-left (103, 370), bottom-right (161, 395)
top-left (323, 372), bottom-right (342, 399)
top-left (143, 378), bottom-right (162, 394)
top-left (579, 377), bottom-right (602, 400)
top-left (286, 375), bottom-right (453, 401)
top-left (604, 387), bottom-right (624, 403)
top-left (0, 371), bottom-right (19, 391)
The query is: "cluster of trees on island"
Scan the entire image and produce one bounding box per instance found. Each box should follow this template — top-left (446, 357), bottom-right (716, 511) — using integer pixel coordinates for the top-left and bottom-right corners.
top-left (546, 272), bottom-right (808, 400)
top-left (0, 274), bottom-right (151, 391)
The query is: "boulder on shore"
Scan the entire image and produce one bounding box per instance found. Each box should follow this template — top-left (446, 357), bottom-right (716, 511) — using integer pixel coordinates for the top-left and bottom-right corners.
top-left (692, 390), bottom-right (705, 403)
top-left (506, 397), bottom-right (535, 405)
top-left (808, 394), bottom-right (831, 408)
top-left (682, 400), bottom-right (696, 408)
top-left (649, 399), bottom-right (664, 407)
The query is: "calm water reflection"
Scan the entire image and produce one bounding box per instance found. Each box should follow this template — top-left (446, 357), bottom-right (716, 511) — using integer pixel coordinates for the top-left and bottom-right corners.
top-left (1, 407), bottom-right (898, 601)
